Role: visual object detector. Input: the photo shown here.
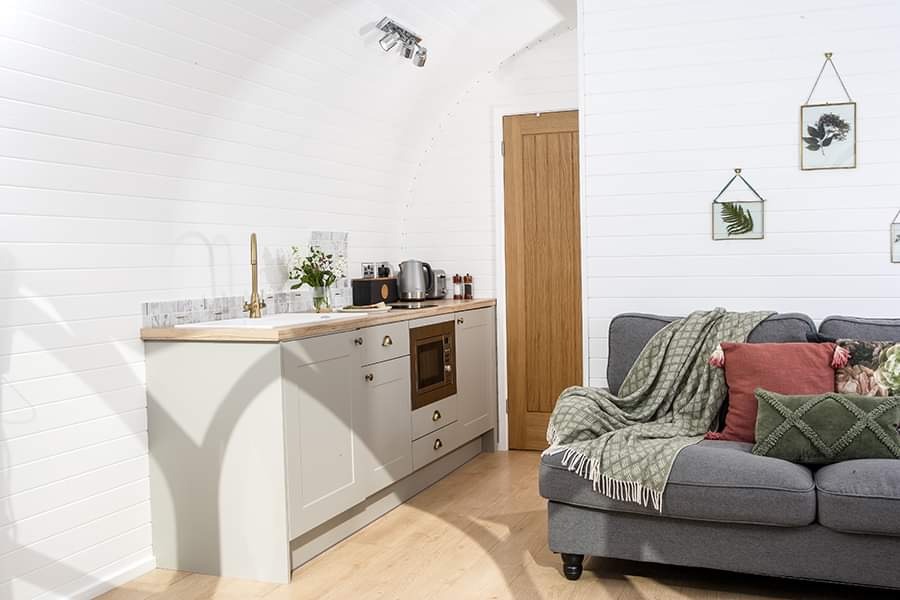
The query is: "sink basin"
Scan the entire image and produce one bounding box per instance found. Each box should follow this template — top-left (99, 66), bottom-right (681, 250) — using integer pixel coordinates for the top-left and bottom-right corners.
top-left (176, 312), bottom-right (367, 329)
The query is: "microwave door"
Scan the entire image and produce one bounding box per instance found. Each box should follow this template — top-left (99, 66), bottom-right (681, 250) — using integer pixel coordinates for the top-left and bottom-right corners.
top-left (416, 336), bottom-right (446, 392)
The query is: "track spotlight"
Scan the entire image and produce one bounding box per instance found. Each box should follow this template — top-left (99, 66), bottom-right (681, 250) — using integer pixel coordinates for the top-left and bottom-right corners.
top-left (402, 39), bottom-right (417, 60)
top-left (375, 17), bottom-right (427, 68)
top-left (379, 31), bottom-right (399, 51)
top-left (413, 46), bottom-right (427, 67)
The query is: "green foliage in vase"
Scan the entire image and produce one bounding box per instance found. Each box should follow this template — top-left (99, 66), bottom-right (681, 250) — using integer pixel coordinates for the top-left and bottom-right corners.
top-left (288, 246), bottom-right (345, 290)
top-left (720, 202), bottom-right (755, 236)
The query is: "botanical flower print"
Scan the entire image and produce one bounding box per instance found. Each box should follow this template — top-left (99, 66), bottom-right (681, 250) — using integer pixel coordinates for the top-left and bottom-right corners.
top-left (835, 340), bottom-right (900, 397)
top-left (803, 112), bottom-right (851, 155)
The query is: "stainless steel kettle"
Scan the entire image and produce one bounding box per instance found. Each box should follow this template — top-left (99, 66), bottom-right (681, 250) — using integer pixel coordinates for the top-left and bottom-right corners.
top-left (398, 260), bottom-right (433, 300)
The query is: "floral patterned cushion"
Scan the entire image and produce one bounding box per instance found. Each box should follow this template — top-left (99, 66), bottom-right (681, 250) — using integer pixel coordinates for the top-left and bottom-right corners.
top-left (835, 340), bottom-right (900, 396)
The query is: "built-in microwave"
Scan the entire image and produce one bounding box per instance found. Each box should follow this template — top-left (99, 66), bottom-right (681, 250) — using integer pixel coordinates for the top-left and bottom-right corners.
top-left (409, 320), bottom-right (456, 410)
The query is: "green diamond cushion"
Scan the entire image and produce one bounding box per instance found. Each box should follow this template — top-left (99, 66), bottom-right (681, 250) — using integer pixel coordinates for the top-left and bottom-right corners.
top-left (752, 389), bottom-right (900, 464)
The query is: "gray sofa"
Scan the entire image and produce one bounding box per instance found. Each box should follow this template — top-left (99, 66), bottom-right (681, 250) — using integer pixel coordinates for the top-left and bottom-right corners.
top-left (539, 313), bottom-right (900, 589)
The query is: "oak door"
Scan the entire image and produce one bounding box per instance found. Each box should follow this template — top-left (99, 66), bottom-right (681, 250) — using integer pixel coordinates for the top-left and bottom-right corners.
top-left (503, 110), bottom-right (583, 450)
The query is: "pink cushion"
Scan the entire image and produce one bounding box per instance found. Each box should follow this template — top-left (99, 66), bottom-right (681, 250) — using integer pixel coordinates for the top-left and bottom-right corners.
top-left (718, 342), bottom-right (836, 442)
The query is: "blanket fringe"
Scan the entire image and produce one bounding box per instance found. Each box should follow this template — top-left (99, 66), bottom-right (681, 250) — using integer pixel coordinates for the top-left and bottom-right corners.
top-left (544, 446), bottom-right (663, 512)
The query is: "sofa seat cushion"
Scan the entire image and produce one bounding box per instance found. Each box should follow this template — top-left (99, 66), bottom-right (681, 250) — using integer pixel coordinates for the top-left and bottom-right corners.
top-left (816, 460), bottom-right (900, 536)
top-left (539, 440), bottom-right (816, 527)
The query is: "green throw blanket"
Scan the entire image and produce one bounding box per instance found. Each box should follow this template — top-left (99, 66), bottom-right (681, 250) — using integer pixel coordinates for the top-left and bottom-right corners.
top-left (544, 308), bottom-right (772, 511)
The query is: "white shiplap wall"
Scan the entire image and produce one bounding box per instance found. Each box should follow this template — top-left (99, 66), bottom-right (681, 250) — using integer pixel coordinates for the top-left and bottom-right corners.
top-left (579, 0), bottom-right (900, 387)
top-left (401, 18), bottom-right (578, 298)
top-left (0, 0), bottom-right (567, 597)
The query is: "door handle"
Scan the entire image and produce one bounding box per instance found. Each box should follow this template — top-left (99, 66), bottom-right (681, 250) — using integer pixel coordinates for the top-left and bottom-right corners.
top-left (382, 335), bottom-right (393, 347)
top-left (433, 438), bottom-right (443, 451)
top-left (365, 373), bottom-right (374, 382)
top-left (432, 410), bottom-right (442, 422)
top-left (354, 337), bottom-right (364, 346)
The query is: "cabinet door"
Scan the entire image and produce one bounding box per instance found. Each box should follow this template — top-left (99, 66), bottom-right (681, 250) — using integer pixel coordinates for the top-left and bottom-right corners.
top-left (282, 333), bottom-right (365, 539)
top-left (455, 308), bottom-right (498, 442)
top-left (356, 357), bottom-right (413, 496)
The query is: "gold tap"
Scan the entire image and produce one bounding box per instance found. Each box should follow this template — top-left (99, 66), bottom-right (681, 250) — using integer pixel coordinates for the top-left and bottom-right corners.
top-left (243, 233), bottom-right (266, 318)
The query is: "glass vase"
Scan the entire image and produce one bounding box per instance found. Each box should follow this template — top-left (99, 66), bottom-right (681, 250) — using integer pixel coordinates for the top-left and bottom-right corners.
top-left (312, 286), bottom-right (331, 313)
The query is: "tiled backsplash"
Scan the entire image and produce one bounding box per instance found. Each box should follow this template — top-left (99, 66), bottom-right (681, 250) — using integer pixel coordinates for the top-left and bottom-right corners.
top-left (142, 231), bottom-right (352, 328)
top-left (141, 288), bottom-right (356, 328)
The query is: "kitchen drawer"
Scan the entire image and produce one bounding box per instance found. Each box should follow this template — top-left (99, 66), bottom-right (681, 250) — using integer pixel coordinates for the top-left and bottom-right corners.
top-left (453, 307), bottom-right (494, 329)
top-left (411, 395), bottom-right (458, 441)
top-left (356, 322), bottom-right (409, 366)
top-left (412, 421), bottom-right (461, 471)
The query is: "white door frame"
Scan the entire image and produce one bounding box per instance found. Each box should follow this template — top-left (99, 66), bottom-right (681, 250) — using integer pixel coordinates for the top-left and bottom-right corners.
top-left (491, 102), bottom-right (587, 451)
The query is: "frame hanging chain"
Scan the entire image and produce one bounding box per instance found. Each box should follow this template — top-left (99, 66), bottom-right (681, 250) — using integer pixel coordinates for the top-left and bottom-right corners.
top-left (712, 168), bottom-right (765, 203)
top-left (805, 52), bottom-right (853, 104)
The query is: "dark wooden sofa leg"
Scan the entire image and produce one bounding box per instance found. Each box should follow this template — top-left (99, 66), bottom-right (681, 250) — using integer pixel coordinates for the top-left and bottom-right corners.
top-left (561, 553), bottom-right (584, 580)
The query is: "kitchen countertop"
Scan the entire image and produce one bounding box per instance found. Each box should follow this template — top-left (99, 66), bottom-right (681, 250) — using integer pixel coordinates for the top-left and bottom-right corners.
top-left (140, 298), bottom-right (496, 343)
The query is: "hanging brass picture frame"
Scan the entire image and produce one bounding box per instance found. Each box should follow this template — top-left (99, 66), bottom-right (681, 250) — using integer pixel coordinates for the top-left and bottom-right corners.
top-left (891, 209), bottom-right (900, 264)
top-left (711, 169), bottom-right (766, 241)
top-left (801, 53), bottom-right (857, 171)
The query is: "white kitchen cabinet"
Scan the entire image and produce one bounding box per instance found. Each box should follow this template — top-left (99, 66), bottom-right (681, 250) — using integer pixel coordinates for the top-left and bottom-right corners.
top-left (355, 356), bottom-right (413, 495)
top-left (143, 301), bottom-right (497, 583)
top-left (282, 332), bottom-right (367, 539)
top-left (455, 307), bottom-right (497, 443)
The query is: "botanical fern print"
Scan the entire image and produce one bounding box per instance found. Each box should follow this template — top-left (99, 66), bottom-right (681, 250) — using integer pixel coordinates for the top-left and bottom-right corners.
top-left (835, 340), bottom-right (900, 397)
top-left (720, 202), bottom-right (754, 235)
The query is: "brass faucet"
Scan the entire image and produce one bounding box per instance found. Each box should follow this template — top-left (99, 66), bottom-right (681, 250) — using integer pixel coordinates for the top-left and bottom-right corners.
top-left (243, 232), bottom-right (266, 318)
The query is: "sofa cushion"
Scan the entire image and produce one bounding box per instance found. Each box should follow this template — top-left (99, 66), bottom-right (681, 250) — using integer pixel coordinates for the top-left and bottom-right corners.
top-left (716, 342), bottom-right (837, 442)
top-left (539, 440), bottom-right (816, 527)
top-left (835, 339), bottom-right (900, 396)
top-left (816, 460), bottom-right (900, 536)
top-left (819, 316), bottom-right (900, 342)
top-left (753, 390), bottom-right (900, 463)
top-left (607, 313), bottom-right (816, 395)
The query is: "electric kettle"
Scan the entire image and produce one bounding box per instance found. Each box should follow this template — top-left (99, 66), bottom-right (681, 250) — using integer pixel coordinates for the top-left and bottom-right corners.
top-left (397, 260), bottom-right (433, 300)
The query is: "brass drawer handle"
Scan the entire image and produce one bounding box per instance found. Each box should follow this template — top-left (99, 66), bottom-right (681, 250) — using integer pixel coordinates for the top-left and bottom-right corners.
top-left (354, 337), bottom-right (364, 346)
top-left (365, 373), bottom-right (374, 382)
top-left (432, 410), bottom-right (442, 422)
top-left (433, 438), bottom-right (443, 451)
top-left (382, 335), bottom-right (393, 347)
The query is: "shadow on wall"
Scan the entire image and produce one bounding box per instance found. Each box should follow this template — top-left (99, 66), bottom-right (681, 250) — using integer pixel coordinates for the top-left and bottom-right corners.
top-left (0, 249), bottom-right (547, 598)
top-left (0, 0), bottom-right (580, 596)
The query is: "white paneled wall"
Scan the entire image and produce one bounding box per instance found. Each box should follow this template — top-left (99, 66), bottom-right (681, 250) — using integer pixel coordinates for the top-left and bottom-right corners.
top-left (0, 0), bottom-right (567, 597)
top-left (579, 0), bottom-right (900, 387)
top-left (401, 20), bottom-right (578, 298)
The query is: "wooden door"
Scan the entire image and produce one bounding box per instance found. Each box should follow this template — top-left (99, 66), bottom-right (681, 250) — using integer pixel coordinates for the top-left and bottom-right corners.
top-left (503, 110), bottom-right (582, 450)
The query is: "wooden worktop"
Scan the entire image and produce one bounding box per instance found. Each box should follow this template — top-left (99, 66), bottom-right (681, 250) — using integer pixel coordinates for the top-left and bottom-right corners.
top-left (140, 298), bottom-right (496, 343)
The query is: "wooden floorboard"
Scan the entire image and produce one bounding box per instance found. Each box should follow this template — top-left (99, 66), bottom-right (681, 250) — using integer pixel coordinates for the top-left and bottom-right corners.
top-left (101, 451), bottom-right (896, 600)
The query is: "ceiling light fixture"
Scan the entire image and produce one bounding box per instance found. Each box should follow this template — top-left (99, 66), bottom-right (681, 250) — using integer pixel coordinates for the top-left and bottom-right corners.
top-left (379, 31), bottom-right (400, 51)
top-left (375, 17), bottom-right (428, 68)
top-left (412, 46), bottom-right (427, 68)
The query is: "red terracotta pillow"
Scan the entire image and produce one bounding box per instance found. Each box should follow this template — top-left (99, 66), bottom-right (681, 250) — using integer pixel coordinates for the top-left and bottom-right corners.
top-left (713, 342), bottom-right (837, 443)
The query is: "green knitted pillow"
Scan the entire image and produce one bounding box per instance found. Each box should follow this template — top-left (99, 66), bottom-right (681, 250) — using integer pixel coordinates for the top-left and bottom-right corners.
top-left (752, 389), bottom-right (900, 464)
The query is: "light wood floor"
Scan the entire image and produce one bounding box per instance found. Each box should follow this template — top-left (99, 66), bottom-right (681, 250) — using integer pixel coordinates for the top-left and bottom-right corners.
top-left (101, 451), bottom-right (894, 600)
